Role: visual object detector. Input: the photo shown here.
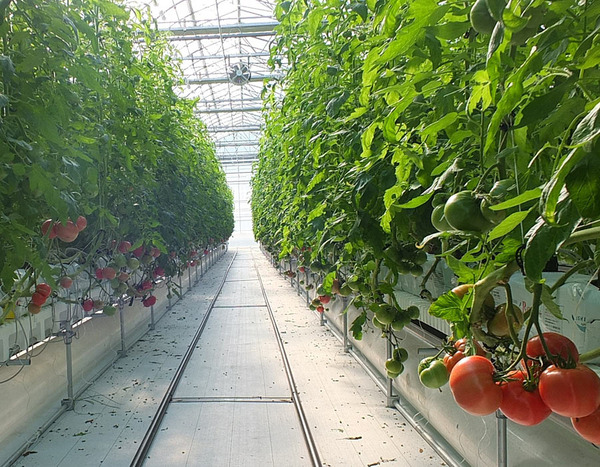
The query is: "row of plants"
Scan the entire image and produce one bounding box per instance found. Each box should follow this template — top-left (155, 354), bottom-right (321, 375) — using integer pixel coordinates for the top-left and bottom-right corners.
top-left (252, 0), bottom-right (600, 444)
top-left (0, 0), bottom-right (234, 326)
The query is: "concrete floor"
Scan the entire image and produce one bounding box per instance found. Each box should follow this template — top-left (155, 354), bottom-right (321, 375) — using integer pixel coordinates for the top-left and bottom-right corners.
top-left (14, 240), bottom-right (445, 467)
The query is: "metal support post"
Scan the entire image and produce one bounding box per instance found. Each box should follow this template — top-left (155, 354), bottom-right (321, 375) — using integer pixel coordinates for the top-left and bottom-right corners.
top-left (194, 262), bottom-right (199, 284)
top-left (118, 297), bottom-right (127, 356)
top-left (200, 256), bottom-right (204, 276)
top-left (386, 338), bottom-right (396, 407)
top-left (497, 410), bottom-right (508, 467)
top-left (149, 304), bottom-right (155, 330)
top-left (305, 269), bottom-right (310, 306)
top-left (188, 263), bottom-right (192, 291)
top-left (60, 300), bottom-right (75, 410)
top-left (343, 299), bottom-right (351, 353)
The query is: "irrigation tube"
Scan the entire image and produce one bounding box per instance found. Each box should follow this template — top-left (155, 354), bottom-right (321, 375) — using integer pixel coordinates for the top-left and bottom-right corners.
top-left (130, 252), bottom-right (237, 466)
top-left (255, 264), bottom-right (322, 467)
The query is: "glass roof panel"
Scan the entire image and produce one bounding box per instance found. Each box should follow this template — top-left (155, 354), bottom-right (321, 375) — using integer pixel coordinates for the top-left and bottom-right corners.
top-left (125, 0), bottom-right (281, 165)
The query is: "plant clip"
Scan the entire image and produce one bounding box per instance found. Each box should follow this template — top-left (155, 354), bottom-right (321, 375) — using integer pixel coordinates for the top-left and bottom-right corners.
top-left (515, 244), bottom-right (526, 275)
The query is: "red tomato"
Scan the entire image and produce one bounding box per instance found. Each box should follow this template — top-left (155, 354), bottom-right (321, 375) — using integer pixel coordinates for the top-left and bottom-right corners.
top-left (31, 291), bottom-right (47, 306)
top-left (82, 299), bottom-right (94, 312)
top-left (54, 220), bottom-right (79, 243)
top-left (539, 364), bottom-right (600, 417)
top-left (319, 295), bottom-right (331, 304)
top-left (35, 283), bottom-right (52, 298)
top-left (526, 332), bottom-right (579, 367)
top-left (500, 371), bottom-right (551, 426)
top-left (572, 406), bottom-right (600, 444)
top-left (449, 356), bottom-right (502, 416)
top-left (75, 215), bottom-right (87, 231)
top-left (443, 350), bottom-right (465, 373)
top-left (41, 219), bottom-right (57, 239)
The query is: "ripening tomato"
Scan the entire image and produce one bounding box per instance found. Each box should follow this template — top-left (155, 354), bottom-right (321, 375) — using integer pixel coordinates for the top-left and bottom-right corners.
top-left (539, 364), bottom-right (600, 417)
top-left (443, 350), bottom-right (465, 373)
top-left (572, 406), bottom-right (600, 444)
top-left (454, 337), bottom-right (486, 356)
top-left (449, 356), bottom-right (502, 416)
top-left (499, 371), bottom-right (551, 426)
top-left (526, 332), bottom-right (579, 367)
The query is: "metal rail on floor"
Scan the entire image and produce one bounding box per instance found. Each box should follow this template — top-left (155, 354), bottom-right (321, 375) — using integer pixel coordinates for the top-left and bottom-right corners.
top-left (130, 252), bottom-right (238, 467)
top-left (255, 262), bottom-right (323, 467)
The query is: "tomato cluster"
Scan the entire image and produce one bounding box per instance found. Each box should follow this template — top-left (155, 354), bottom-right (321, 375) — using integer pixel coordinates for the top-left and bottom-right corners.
top-left (435, 332), bottom-right (600, 442)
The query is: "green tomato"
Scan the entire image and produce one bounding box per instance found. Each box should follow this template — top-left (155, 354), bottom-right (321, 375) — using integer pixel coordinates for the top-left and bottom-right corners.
top-left (418, 357), bottom-right (449, 389)
top-left (431, 204), bottom-right (452, 232)
top-left (470, 0), bottom-right (496, 35)
top-left (375, 304), bottom-right (397, 326)
top-left (393, 347), bottom-right (409, 362)
top-left (372, 316), bottom-right (387, 330)
top-left (480, 198), bottom-right (506, 225)
top-left (385, 358), bottom-right (404, 375)
top-left (444, 191), bottom-right (493, 233)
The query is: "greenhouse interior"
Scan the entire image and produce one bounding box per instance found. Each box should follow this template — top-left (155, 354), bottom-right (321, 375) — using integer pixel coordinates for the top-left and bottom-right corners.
top-left (1, 0), bottom-right (600, 466)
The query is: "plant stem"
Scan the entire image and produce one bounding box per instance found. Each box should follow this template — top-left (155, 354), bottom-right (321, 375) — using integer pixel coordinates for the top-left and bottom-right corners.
top-left (580, 347), bottom-right (600, 363)
top-left (549, 260), bottom-right (595, 294)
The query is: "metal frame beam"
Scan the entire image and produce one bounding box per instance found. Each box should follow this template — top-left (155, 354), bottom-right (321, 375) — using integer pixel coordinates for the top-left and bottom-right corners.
top-left (185, 75), bottom-right (279, 85)
top-left (168, 31), bottom-right (275, 41)
top-left (161, 22), bottom-right (279, 36)
top-left (208, 125), bottom-right (262, 133)
top-left (216, 141), bottom-right (260, 147)
top-left (181, 52), bottom-right (272, 61)
top-left (196, 106), bottom-right (262, 114)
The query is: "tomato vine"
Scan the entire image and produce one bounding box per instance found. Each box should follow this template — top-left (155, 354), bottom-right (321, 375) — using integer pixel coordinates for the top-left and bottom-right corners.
top-left (0, 0), bottom-right (233, 323)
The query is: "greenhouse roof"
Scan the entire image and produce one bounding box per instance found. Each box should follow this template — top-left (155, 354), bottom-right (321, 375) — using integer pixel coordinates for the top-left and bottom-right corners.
top-left (127, 0), bottom-right (279, 165)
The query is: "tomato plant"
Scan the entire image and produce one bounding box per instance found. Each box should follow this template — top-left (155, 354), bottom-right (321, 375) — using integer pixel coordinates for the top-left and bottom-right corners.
top-left (252, 0), bottom-right (600, 436)
top-left (0, 0), bottom-right (234, 324)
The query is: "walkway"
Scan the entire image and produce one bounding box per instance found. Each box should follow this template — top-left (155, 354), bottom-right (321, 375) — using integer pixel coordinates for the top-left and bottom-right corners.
top-left (14, 239), bottom-right (445, 467)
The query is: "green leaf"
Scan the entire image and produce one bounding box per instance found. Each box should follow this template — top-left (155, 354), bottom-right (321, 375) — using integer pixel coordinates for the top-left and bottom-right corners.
top-left (487, 208), bottom-right (532, 241)
top-left (486, 0), bottom-right (506, 21)
top-left (352, 3), bottom-right (368, 22)
top-left (541, 284), bottom-right (564, 321)
top-left (490, 188), bottom-right (541, 210)
top-left (326, 91), bottom-right (350, 118)
top-left (541, 148), bottom-right (586, 224)
top-left (487, 22), bottom-right (505, 63)
top-left (345, 107), bottom-right (368, 122)
top-left (421, 112), bottom-right (458, 140)
top-left (445, 255), bottom-right (477, 284)
top-left (571, 101), bottom-right (600, 147)
top-left (428, 291), bottom-right (467, 322)
top-left (524, 195), bottom-right (581, 282)
top-left (323, 271), bottom-right (336, 291)
top-left (518, 79), bottom-right (572, 128)
top-left (350, 310), bottom-right (367, 340)
top-left (565, 154), bottom-right (600, 218)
